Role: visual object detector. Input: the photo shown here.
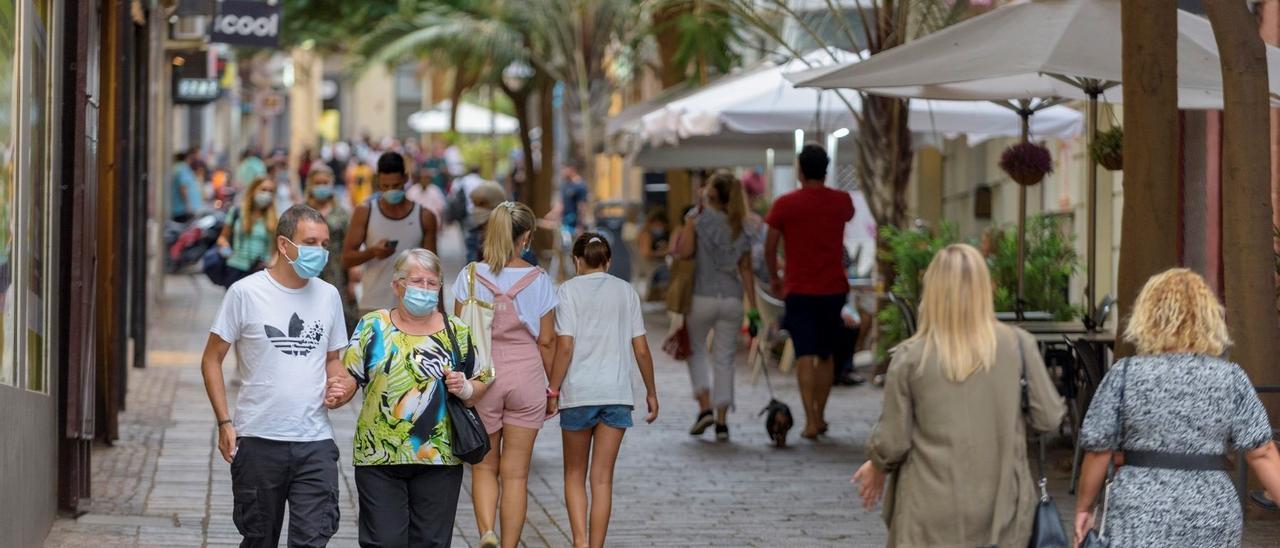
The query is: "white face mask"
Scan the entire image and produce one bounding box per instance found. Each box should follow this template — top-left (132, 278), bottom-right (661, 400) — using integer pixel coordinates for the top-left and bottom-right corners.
top-left (253, 190), bottom-right (274, 209)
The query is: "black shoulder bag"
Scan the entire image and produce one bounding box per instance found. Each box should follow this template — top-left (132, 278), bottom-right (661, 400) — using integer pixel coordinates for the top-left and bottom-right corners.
top-left (1019, 333), bottom-right (1072, 548)
top-left (442, 316), bottom-right (491, 465)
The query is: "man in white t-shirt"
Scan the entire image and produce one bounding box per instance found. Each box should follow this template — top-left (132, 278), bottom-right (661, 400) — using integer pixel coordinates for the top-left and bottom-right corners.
top-left (200, 205), bottom-right (357, 548)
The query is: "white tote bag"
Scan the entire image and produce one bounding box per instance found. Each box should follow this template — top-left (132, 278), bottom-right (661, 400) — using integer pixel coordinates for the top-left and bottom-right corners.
top-left (459, 263), bottom-right (495, 375)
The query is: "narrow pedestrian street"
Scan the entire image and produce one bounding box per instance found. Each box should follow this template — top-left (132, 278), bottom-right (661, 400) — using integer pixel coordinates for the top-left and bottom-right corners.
top-left (41, 236), bottom-right (1280, 547)
top-left (47, 236), bottom-right (893, 547)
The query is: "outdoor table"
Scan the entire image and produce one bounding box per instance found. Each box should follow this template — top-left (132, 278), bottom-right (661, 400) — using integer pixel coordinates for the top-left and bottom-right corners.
top-left (994, 311), bottom-right (1055, 322)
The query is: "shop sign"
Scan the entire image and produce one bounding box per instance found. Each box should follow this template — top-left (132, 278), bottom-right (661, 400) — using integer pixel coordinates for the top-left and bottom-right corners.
top-left (209, 0), bottom-right (281, 48)
top-left (174, 77), bottom-right (220, 104)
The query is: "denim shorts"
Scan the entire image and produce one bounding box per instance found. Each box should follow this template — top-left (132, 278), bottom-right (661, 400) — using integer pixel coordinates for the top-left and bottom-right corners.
top-left (559, 405), bottom-right (634, 431)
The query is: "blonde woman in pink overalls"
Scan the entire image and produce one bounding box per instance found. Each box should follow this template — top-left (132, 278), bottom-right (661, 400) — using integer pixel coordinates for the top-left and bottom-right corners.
top-left (452, 201), bottom-right (558, 548)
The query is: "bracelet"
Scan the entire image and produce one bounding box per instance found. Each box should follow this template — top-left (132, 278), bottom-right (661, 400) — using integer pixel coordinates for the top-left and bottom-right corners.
top-left (546, 387), bottom-right (560, 398)
top-left (217, 419), bottom-right (232, 428)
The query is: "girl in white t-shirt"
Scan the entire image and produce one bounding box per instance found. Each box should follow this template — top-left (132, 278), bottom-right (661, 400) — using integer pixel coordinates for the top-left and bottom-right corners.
top-left (547, 232), bottom-right (659, 548)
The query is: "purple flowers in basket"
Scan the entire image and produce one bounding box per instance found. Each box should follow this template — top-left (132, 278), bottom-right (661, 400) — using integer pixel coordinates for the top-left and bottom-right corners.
top-left (999, 142), bottom-right (1053, 186)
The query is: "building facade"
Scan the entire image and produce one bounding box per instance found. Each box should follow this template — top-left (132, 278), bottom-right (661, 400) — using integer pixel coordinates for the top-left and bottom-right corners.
top-left (1, 0), bottom-right (155, 544)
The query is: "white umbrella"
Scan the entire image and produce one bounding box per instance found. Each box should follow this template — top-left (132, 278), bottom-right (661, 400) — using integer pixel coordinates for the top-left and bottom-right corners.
top-left (787, 0), bottom-right (1280, 318)
top-left (627, 50), bottom-right (1082, 147)
top-left (408, 101), bottom-right (519, 135)
top-left (787, 2), bottom-right (1280, 109)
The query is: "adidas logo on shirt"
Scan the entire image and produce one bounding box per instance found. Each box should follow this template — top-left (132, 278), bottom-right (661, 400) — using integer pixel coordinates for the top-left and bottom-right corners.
top-left (263, 313), bottom-right (324, 356)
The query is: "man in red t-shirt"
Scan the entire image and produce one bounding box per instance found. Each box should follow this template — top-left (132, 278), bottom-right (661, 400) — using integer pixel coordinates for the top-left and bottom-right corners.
top-left (765, 144), bottom-right (854, 439)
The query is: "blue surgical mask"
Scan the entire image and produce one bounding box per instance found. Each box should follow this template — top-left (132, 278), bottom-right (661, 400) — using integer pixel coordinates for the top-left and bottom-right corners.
top-left (402, 285), bottom-right (439, 317)
top-left (310, 185), bottom-right (334, 200)
top-left (382, 189), bottom-right (406, 205)
top-left (285, 238), bottom-right (328, 279)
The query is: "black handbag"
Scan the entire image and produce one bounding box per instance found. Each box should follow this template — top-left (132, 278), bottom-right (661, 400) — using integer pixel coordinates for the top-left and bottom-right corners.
top-left (443, 315), bottom-right (491, 465)
top-left (1018, 335), bottom-right (1072, 548)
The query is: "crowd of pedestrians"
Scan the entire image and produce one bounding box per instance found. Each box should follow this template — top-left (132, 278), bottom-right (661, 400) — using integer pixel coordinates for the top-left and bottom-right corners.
top-left (193, 139), bottom-right (1280, 548)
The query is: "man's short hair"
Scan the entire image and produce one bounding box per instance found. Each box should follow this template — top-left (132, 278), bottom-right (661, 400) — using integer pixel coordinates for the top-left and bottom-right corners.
top-left (277, 205), bottom-right (327, 240)
top-left (797, 143), bottom-right (829, 181)
top-left (377, 151), bottom-right (407, 175)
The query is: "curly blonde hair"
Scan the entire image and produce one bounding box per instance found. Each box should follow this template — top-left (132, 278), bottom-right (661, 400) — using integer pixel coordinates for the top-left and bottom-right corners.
top-left (1124, 268), bottom-right (1230, 356)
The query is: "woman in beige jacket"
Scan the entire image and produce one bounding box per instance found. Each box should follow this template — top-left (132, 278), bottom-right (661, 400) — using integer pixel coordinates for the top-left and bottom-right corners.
top-left (854, 244), bottom-right (1066, 547)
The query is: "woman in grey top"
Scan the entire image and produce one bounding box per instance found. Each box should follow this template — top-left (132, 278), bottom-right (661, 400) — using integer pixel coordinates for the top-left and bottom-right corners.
top-left (1075, 268), bottom-right (1280, 547)
top-left (673, 173), bottom-right (758, 441)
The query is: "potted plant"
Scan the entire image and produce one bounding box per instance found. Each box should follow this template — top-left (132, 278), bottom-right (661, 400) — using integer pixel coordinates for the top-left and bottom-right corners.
top-left (999, 141), bottom-right (1053, 186)
top-left (1090, 126), bottom-right (1124, 171)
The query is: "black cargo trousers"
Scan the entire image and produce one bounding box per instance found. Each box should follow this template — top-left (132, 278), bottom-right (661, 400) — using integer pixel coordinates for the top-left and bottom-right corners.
top-left (231, 437), bottom-right (341, 548)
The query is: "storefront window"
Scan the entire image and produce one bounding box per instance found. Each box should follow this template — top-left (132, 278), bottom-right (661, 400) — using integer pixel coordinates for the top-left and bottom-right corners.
top-left (22, 0), bottom-right (51, 394)
top-left (0, 0), bottom-right (53, 393)
top-left (0, 0), bottom-right (17, 389)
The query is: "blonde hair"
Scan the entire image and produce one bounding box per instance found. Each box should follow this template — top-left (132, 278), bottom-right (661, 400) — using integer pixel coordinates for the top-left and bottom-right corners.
top-left (1124, 268), bottom-right (1230, 356)
top-left (707, 172), bottom-right (745, 238)
top-left (909, 244), bottom-right (998, 382)
top-left (239, 176), bottom-right (279, 236)
top-left (306, 164), bottom-right (334, 187)
top-left (482, 201), bottom-right (536, 275)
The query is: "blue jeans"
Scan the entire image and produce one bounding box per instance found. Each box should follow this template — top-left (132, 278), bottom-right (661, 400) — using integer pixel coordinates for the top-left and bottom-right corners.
top-left (559, 405), bottom-right (634, 431)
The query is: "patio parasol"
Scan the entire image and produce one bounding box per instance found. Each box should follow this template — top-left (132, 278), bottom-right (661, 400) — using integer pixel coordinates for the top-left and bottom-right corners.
top-left (788, 0), bottom-right (1280, 321)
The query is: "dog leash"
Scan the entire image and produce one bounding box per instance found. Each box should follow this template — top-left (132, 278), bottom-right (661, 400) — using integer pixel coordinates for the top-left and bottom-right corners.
top-left (752, 337), bottom-right (779, 400)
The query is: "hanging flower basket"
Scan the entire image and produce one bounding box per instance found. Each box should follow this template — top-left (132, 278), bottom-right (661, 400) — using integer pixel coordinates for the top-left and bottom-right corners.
top-left (1090, 126), bottom-right (1124, 171)
top-left (999, 142), bottom-right (1053, 186)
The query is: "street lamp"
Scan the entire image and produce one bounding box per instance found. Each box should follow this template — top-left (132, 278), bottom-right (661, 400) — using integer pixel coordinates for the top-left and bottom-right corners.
top-left (503, 61), bottom-right (534, 91)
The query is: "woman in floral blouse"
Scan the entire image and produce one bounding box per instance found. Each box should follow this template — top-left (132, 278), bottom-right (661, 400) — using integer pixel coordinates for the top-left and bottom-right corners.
top-left (341, 248), bottom-right (492, 547)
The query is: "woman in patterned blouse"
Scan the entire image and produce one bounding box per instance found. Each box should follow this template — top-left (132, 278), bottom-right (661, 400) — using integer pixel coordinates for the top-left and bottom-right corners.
top-left (339, 249), bottom-right (492, 547)
top-left (1075, 269), bottom-right (1280, 547)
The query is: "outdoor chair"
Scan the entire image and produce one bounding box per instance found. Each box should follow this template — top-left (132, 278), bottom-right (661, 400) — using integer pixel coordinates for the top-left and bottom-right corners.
top-left (887, 292), bottom-right (917, 338)
top-left (1063, 335), bottom-right (1109, 494)
top-left (752, 284), bottom-right (795, 377)
top-left (1083, 294), bottom-right (1116, 332)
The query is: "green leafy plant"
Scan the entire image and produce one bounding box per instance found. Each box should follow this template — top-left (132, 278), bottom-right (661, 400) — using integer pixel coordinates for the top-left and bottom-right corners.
top-left (874, 222), bottom-right (959, 363)
top-left (874, 215), bottom-right (1081, 364)
top-left (1090, 126), bottom-right (1124, 170)
top-left (987, 215), bottom-right (1082, 320)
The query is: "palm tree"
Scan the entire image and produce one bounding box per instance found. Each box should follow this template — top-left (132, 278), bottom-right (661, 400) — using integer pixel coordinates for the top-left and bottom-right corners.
top-left (355, 1), bottom-right (527, 133)
top-left (649, 0), bottom-right (748, 86)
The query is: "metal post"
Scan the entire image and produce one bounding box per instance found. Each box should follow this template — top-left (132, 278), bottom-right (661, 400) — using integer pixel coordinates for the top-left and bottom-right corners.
top-left (1086, 91), bottom-right (1099, 321)
top-left (1016, 102), bottom-right (1030, 322)
top-left (765, 147), bottom-right (775, 198)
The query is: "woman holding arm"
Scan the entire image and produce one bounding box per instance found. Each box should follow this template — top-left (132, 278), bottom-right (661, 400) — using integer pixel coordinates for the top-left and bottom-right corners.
top-left (452, 201), bottom-right (557, 548)
top-left (340, 249), bottom-right (491, 548)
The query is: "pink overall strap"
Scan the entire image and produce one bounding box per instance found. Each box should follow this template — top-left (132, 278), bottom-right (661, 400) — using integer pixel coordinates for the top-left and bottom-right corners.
top-left (504, 268), bottom-right (543, 298)
top-left (472, 269), bottom-right (503, 295)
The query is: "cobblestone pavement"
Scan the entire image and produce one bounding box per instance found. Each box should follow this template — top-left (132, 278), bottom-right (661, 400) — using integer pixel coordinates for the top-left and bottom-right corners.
top-left (46, 235), bottom-right (1280, 547)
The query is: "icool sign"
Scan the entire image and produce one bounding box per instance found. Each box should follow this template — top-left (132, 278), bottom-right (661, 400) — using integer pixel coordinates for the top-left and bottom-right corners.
top-left (209, 0), bottom-right (280, 48)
